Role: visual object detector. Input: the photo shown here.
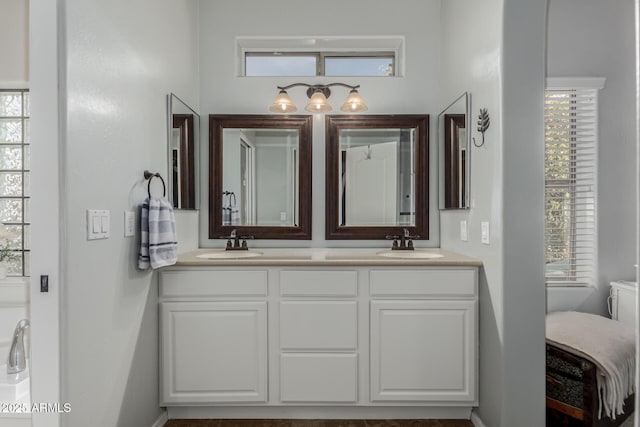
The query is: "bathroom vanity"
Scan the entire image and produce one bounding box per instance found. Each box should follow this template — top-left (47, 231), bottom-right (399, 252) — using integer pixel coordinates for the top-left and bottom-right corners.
top-left (159, 248), bottom-right (481, 419)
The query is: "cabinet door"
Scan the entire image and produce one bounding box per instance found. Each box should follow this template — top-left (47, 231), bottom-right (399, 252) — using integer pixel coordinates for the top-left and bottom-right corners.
top-left (160, 301), bottom-right (267, 404)
top-left (370, 300), bottom-right (476, 402)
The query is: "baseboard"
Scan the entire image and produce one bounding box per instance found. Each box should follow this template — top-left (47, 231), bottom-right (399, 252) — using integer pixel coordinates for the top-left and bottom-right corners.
top-left (167, 406), bottom-right (473, 420)
top-left (470, 410), bottom-right (487, 427)
top-left (151, 410), bottom-right (168, 427)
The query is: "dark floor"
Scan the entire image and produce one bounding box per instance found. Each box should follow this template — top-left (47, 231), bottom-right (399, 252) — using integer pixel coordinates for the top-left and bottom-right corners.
top-left (164, 420), bottom-right (474, 427)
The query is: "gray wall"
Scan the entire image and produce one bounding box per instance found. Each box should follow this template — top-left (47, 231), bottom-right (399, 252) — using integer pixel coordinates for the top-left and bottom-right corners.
top-left (196, 0), bottom-right (442, 248)
top-left (439, 0), bottom-right (547, 425)
top-left (546, 0), bottom-right (637, 314)
top-left (60, 0), bottom-right (199, 425)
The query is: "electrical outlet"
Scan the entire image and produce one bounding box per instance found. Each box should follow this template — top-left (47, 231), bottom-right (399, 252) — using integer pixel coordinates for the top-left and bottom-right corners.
top-left (40, 275), bottom-right (49, 292)
top-left (124, 211), bottom-right (135, 237)
top-left (481, 221), bottom-right (490, 245)
top-left (460, 220), bottom-right (468, 241)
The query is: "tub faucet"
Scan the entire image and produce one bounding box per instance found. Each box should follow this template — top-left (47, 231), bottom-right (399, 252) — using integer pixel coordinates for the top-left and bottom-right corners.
top-left (7, 319), bottom-right (29, 374)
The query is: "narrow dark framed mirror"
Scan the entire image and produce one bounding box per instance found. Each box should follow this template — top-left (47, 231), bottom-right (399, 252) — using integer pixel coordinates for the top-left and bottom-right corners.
top-left (167, 93), bottom-right (199, 209)
top-left (325, 115), bottom-right (429, 240)
top-left (438, 92), bottom-right (470, 209)
top-left (209, 115), bottom-right (313, 240)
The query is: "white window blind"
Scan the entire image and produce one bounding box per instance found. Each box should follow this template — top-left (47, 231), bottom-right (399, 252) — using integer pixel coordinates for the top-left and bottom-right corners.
top-left (544, 84), bottom-right (600, 286)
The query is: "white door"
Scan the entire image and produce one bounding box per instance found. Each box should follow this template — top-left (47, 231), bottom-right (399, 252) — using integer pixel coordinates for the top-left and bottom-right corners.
top-left (160, 301), bottom-right (267, 404)
top-left (370, 300), bottom-right (476, 402)
top-left (345, 142), bottom-right (397, 225)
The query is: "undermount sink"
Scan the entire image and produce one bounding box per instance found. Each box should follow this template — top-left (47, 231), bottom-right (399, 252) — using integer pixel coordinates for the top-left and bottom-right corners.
top-left (196, 251), bottom-right (263, 259)
top-left (377, 250), bottom-right (445, 259)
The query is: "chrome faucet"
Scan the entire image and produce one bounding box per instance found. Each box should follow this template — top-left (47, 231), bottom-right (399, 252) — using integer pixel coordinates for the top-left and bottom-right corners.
top-left (7, 319), bottom-right (29, 374)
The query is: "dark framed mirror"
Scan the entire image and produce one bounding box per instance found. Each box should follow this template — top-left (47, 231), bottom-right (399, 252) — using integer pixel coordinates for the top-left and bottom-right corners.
top-left (167, 93), bottom-right (199, 209)
top-left (438, 92), bottom-right (470, 209)
top-left (325, 115), bottom-right (429, 240)
top-left (209, 115), bottom-right (313, 240)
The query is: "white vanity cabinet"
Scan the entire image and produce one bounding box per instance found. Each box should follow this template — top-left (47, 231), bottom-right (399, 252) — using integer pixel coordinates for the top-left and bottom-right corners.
top-left (159, 270), bottom-right (269, 405)
top-left (159, 256), bottom-right (479, 418)
top-left (369, 270), bottom-right (477, 403)
top-left (278, 270), bottom-right (359, 403)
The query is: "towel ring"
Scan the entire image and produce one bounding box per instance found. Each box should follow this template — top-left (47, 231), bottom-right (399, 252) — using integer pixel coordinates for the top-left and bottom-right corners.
top-left (143, 170), bottom-right (166, 198)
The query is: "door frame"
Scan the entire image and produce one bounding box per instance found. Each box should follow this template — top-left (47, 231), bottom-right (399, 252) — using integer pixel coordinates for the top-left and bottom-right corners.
top-left (30, 1), bottom-right (63, 426)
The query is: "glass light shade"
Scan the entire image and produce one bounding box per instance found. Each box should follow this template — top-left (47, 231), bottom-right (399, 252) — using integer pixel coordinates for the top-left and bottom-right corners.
top-left (340, 89), bottom-right (368, 112)
top-left (269, 90), bottom-right (297, 113)
top-left (304, 91), bottom-right (332, 113)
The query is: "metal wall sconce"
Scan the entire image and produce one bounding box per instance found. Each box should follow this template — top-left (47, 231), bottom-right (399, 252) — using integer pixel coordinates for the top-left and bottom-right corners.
top-left (269, 83), bottom-right (368, 114)
top-left (473, 108), bottom-right (490, 147)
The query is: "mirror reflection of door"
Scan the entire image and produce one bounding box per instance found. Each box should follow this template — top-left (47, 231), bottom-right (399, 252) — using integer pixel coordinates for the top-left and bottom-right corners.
top-left (172, 114), bottom-right (195, 208)
top-left (338, 128), bottom-right (415, 227)
top-left (444, 114), bottom-right (465, 208)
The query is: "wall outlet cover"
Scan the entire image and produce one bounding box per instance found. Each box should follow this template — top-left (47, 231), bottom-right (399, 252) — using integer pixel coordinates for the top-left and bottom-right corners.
top-left (124, 211), bottom-right (135, 237)
top-left (481, 221), bottom-right (490, 245)
top-left (460, 220), bottom-right (468, 242)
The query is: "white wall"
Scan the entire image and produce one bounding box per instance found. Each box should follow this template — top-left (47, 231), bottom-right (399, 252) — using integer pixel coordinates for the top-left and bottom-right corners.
top-left (439, 0), bottom-right (547, 426)
top-left (0, 0), bottom-right (29, 86)
top-left (546, 0), bottom-right (637, 315)
top-left (60, 0), bottom-right (199, 425)
top-left (196, 0), bottom-right (441, 248)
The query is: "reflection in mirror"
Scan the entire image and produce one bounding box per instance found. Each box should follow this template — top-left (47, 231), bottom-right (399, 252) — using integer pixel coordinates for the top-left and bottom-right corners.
top-left (438, 92), bottom-right (470, 209)
top-left (338, 128), bottom-right (415, 226)
top-left (222, 128), bottom-right (299, 226)
top-left (168, 93), bottom-right (199, 209)
top-left (326, 115), bottom-right (429, 240)
top-left (209, 115), bottom-right (312, 240)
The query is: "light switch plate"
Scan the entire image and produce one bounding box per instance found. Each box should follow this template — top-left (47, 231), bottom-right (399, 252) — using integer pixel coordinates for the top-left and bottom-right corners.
top-left (460, 220), bottom-right (468, 241)
top-left (481, 221), bottom-right (490, 245)
top-left (87, 209), bottom-right (110, 240)
top-left (124, 211), bottom-right (135, 237)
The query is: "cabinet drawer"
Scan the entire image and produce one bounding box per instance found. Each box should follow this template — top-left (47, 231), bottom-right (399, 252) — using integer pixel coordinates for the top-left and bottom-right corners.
top-left (280, 270), bottom-right (357, 297)
top-left (160, 270), bottom-right (268, 298)
top-left (280, 353), bottom-right (358, 402)
top-left (280, 301), bottom-right (357, 350)
top-left (370, 269), bottom-right (476, 297)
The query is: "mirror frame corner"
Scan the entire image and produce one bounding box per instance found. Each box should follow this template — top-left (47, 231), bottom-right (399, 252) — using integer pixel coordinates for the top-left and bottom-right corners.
top-left (208, 114), bottom-right (313, 240)
top-left (325, 114), bottom-right (430, 240)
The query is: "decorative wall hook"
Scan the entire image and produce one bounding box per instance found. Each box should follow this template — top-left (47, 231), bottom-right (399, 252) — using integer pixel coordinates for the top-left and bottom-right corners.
top-left (473, 108), bottom-right (490, 147)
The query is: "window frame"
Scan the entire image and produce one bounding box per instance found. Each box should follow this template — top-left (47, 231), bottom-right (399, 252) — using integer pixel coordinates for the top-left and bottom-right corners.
top-left (544, 77), bottom-right (604, 287)
top-left (237, 36), bottom-right (404, 77)
top-left (244, 51), bottom-right (397, 77)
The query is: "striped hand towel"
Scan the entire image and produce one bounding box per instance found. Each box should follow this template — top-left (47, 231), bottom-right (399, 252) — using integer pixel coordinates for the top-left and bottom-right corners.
top-left (138, 197), bottom-right (178, 270)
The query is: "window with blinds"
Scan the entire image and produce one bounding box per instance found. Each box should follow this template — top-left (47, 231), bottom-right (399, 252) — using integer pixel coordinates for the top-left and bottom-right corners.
top-left (544, 84), bottom-right (599, 286)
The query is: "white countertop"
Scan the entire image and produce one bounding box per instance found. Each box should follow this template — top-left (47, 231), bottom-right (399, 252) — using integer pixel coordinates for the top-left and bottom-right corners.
top-left (173, 248), bottom-right (482, 267)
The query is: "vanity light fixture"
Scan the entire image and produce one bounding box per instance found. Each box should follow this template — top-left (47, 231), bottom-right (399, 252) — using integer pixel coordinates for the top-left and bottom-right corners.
top-left (268, 83), bottom-right (368, 113)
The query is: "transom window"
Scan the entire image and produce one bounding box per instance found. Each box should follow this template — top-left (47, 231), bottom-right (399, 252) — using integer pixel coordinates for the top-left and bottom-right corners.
top-left (237, 36), bottom-right (404, 77)
top-left (544, 78), bottom-right (603, 287)
top-left (245, 52), bottom-right (395, 77)
top-left (0, 89), bottom-right (30, 276)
